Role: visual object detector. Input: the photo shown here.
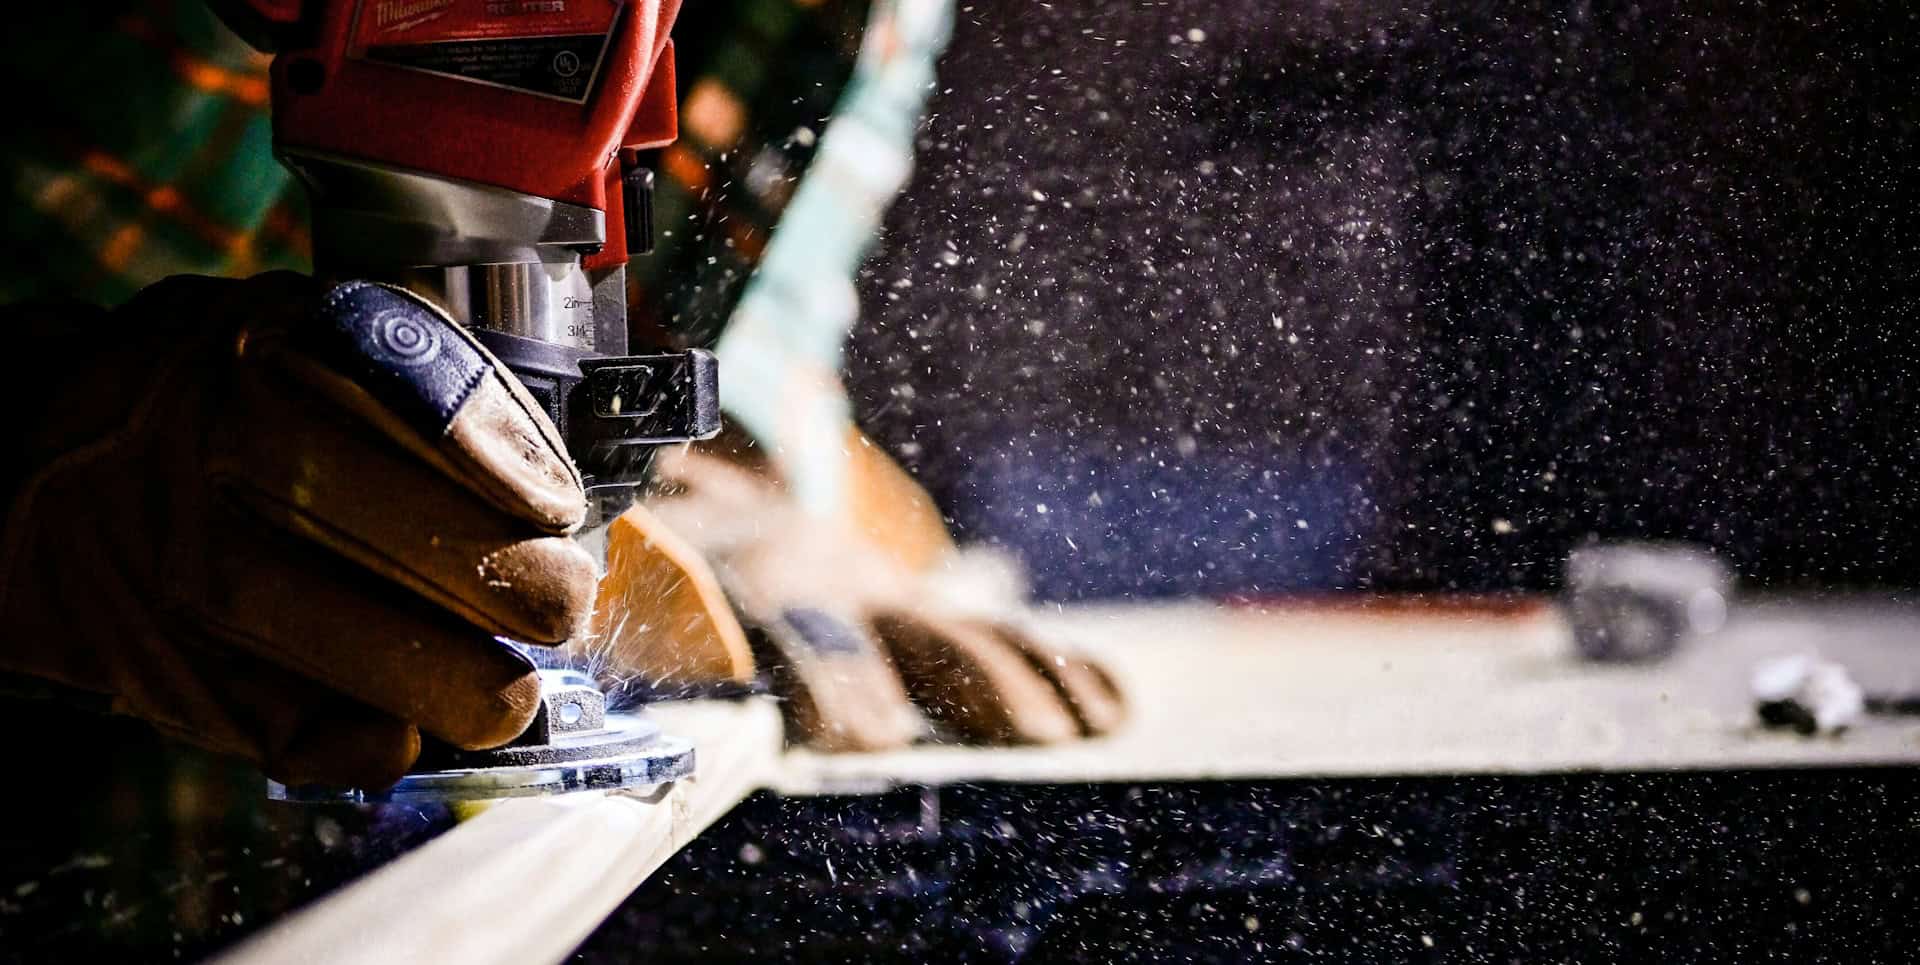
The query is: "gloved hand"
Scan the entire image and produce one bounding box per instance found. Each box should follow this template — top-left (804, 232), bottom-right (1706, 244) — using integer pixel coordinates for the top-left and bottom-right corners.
top-left (622, 431), bottom-right (1124, 751)
top-left (0, 273), bottom-right (597, 788)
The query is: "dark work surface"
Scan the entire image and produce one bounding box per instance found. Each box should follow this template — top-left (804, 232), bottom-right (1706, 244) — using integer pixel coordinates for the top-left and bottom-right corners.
top-left (578, 770), bottom-right (1920, 964)
top-left (0, 707), bottom-right (455, 964)
top-left (4, 702), bottom-right (1915, 963)
top-left (848, 0), bottom-right (1920, 597)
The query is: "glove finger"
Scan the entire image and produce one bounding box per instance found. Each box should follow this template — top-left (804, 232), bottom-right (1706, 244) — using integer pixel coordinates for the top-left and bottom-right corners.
top-left (142, 641), bottom-right (422, 789)
top-left (184, 515), bottom-right (545, 752)
top-left (577, 505), bottom-right (756, 689)
top-left (212, 355), bottom-right (597, 644)
top-left (868, 609), bottom-right (1081, 744)
top-left (980, 624), bottom-right (1127, 736)
top-left (274, 699), bottom-right (422, 789)
top-left (745, 605), bottom-right (923, 751)
top-left (213, 656), bottom-right (422, 789)
top-left (249, 281), bottom-right (585, 534)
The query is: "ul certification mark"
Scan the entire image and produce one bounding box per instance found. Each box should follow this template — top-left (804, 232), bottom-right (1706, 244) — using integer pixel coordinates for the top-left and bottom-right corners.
top-left (363, 33), bottom-right (609, 101)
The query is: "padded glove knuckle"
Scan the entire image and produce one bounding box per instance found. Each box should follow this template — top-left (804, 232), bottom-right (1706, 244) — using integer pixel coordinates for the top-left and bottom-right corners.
top-left (313, 281), bottom-right (492, 437)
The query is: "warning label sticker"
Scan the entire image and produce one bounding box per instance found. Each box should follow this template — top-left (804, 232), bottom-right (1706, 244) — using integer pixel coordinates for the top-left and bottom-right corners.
top-left (351, 0), bottom-right (626, 102)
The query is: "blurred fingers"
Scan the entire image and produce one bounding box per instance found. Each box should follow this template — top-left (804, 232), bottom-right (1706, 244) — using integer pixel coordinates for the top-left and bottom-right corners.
top-left (749, 605), bottom-right (923, 751)
top-left (981, 624), bottom-right (1127, 736)
top-left (868, 609), bottom-right (1080, 744)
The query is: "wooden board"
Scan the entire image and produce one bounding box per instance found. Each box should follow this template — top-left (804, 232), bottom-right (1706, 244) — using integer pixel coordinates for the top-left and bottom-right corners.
top-left (213, 697), bottom-right (783, 965)
top-left (215, 595), bottom-right (1920, 964)
top-left (776, 597), bottom-right (1920, 794)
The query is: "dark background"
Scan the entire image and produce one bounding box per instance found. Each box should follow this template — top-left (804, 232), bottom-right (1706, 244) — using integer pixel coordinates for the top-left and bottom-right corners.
top-left (8, 738), bottom-right (1917, 963)
top-left (2, 8), bottom-right (1916, 961)
top-left (845, 0), bottom-right (1920, 601)
top-left (579, 773), bottom-right (1920, 963)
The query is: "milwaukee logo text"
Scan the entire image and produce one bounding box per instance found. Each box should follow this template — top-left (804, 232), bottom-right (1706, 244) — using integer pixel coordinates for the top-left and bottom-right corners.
top-left (374, 0), bottom-right (456, 31)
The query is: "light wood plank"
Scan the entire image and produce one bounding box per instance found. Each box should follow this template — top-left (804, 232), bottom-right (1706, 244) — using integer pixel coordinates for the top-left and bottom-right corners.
top-left (214, 697), bottom-right (782, 965)
top-left (776, 598), bottom-right (1920, 794)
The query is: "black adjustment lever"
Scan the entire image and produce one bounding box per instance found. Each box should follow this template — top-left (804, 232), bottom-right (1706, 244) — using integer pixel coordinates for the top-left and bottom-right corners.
top-left (622, 164), bottom-right (656, 256)
top-left (473, 330), bottom-right (720, 514)
top-left (575, 349), bottom-right (720, 482)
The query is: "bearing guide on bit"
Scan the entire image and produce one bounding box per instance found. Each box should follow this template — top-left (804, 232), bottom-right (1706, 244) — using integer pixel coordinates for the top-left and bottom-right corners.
top-left (269, 670), bottom-right (697, 804)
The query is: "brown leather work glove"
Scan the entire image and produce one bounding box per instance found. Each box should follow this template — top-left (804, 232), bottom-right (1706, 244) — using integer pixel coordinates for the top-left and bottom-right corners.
top-left (629, 432), bottom-right (1125, 752)
top-left (0, 273), bottom-right (597, 788)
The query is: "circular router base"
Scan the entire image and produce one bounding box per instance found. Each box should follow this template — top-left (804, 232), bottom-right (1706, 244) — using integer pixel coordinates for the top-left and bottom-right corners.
top-left (268, 714), bottom-right (697, 804)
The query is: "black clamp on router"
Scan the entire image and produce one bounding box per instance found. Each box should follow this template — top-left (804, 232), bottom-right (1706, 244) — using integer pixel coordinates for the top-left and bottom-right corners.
top-left (476, 332), bottom-right (720, 523)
